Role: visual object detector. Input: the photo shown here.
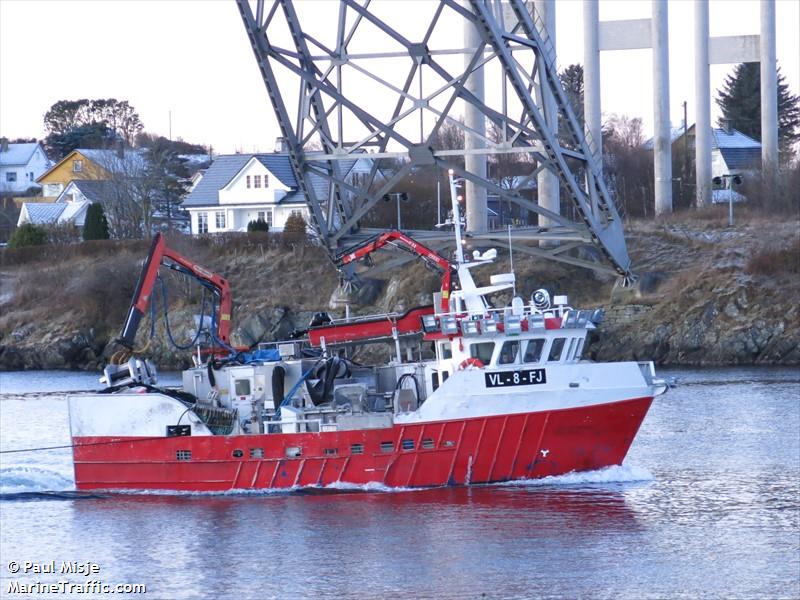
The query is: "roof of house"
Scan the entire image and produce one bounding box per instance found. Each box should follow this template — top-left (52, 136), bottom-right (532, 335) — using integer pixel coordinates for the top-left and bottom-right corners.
top-left (183, 153), bottom-right (360, 208)
top-left (64, 179), bottom-right (117, 203)
top-left (22, 202), bottom-right (66, 224)
top-left (712, 128), bottom-right (761, 171)
top-left (0, 143), bottom-right (42, 166)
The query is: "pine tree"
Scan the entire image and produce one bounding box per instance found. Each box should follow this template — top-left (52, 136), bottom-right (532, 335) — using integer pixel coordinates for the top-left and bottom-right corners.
top-left (559, 63), bottom-right (584, 127)
top-left (716, 63), bottom-right (800, 160)
top-left (83, 203), bottom-right (110, 240)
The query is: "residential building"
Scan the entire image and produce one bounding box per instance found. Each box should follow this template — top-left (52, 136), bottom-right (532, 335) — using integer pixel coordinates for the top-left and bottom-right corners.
top-left (35, 148), bottom-right (146, 199)
top-left (182, 152), bottom-right (379, 234)
top-left (0, 141), bottom-right (52, 194)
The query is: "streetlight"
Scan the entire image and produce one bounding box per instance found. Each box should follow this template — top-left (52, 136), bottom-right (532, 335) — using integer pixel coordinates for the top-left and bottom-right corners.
top-left (712, 174), bottom-right (743, 227)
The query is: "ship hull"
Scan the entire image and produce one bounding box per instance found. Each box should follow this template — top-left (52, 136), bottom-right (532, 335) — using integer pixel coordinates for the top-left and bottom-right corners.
top-left (71, 396), bottom-right (652, 492)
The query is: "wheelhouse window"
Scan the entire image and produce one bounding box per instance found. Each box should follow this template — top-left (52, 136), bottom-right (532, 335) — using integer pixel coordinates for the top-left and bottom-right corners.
top-left (548, 338), bottom-right (566, 362)
top-left (439, 341), bottom-right (452, 360)
top-left (215, 211), bottom-right (226, 229)
top-left (197, 212), bottom-right (208, 234)
top-left (498, 341), bottom-right (520, 365)
top-left (566, 338), bottom-right (576, 361)
top-left (523, 339), bottom-right (545, 363)
top-left (470, 342), bottom-right (495, 364)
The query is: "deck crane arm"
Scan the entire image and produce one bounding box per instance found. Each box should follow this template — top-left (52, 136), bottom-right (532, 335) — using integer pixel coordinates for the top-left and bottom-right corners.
top-left (118, 233), bottom-right (233, 349)
top-left (336, 230), bottom-right (454, 312)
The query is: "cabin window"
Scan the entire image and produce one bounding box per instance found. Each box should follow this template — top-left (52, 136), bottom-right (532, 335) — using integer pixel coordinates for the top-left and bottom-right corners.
top-left (548, 338), bottom-right (566, 362)
top-left (498, 341), bottom-right (520, 365)
top-left (566, 338), bottom-right (576, 361)
top-left (470, 342), bottom-right (495, 364)
top-left (380, 441), bottom-right (394, 453)
top-left (197, 212), bottom-right (208, 234)
top-left (249, 448), bottom-right (264, 459)
top-left (401, 439), bottom-right (415, 450)
top-left (254, 175), bottom-right (262, 188)
top-left (422, 438), bottom-right (435, 450)
top-left (215, 211), bottom-right (226, 229)
top-left (285, 446), bottom-right (301, 458)
top-left (232, 449), bottom-right (244, 458)
top-left (574, 338), bottom-right (585, 360)
top-left (350, 443), bottom-right (364, 455)
top-left (176, 450), bottom-right (191, 461)
top-left (323, 448), bottom-right (338, 456)
top-left (234, 379), bottom-right (251, 396)
top-left (523, 339), bottom-right (545, 363)
top-left (439, 341), bottom-right (452, 360)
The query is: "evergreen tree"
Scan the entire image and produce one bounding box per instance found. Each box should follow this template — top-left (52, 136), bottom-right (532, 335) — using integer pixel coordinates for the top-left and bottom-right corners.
top-left (559, 63), bottom-right (584, 127)
top-left (83, 203), bottom-right (110, 240)
top-left (716, 63), bottom-right (800, 160)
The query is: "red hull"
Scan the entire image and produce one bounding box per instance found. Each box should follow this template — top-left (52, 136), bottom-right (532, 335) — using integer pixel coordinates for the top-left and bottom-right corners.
top-left (72, 397), bottom-right (652, 492)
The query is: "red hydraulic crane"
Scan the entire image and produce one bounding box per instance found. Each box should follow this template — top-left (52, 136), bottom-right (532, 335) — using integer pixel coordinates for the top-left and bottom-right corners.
top-left (118, 233), bottom-right (233, 349)
top-left (336, 230), bottom-right (455, 313)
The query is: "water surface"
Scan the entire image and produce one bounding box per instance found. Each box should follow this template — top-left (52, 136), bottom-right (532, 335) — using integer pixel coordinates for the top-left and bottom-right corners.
top-left (1, 367), bottom-right (798, 599)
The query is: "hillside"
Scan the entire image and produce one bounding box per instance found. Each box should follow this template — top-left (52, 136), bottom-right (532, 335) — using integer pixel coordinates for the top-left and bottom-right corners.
top-left (0, 211), bottom-right (798, 371)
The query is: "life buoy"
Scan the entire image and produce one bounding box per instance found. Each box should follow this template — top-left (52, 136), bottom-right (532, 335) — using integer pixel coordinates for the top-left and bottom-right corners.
top-left (458, 357), bottom-right (485, 370)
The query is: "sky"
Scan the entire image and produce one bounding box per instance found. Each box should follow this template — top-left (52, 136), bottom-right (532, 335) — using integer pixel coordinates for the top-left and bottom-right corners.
top-left (0, 0), bottom-right (798, 155)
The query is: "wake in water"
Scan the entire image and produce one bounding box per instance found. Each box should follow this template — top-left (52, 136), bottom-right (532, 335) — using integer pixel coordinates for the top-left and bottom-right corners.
top-left (0, 463), bottom-right (652, 500)
top-left (498, 464), bottom-right (654, 488)
top-left (0, 466), bottom-right (76, 496)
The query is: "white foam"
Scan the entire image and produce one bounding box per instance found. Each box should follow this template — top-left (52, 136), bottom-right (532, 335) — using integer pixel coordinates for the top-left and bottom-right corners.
top-left (0, 466), bottom-right (75, 494)
top-left (501, 464), bottom-right (654, 487)
top-left (321, 480), bottom-right (415, 493)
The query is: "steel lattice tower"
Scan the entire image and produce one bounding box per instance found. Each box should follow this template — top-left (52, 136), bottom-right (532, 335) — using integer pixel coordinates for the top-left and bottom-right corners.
top-left (236, 0), bottom-right (633, 280)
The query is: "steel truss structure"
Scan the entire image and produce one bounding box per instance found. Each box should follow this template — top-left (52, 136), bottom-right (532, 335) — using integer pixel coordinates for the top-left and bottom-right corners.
top-left (236, 0), bottom-right (633, 280)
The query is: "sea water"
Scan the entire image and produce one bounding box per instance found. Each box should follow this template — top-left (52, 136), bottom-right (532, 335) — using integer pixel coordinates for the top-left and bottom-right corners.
top-left (0, 367), bottom-right (798, 599)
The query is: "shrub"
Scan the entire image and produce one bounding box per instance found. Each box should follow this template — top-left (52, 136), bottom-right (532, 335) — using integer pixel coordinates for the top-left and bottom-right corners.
top-left (83, 203), bottom-right (110, 240)
top-left (745, 239), bottom-right (800, 276)
top-left (282, 213), bottom-right (307, 244)
top-left (8, 223), bottom-right (48, 248)
top-left (247, 218), bottom-right (270, 233)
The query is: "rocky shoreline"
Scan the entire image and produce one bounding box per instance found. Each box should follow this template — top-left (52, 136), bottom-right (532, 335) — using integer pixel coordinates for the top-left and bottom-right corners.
top-left (1, 218), bottom-right (798, 371)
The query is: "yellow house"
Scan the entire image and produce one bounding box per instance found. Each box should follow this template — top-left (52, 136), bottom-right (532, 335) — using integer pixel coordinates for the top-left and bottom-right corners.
top-left (36, 148), bottom-right (142, 199)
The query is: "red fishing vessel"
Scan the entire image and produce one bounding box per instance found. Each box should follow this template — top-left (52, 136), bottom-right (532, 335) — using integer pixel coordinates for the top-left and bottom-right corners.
top-left (68, 178), bottom-right (666, 492)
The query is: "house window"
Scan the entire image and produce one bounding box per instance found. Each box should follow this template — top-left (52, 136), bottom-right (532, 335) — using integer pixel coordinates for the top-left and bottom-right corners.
top-left (254, 175), bottom-right (261, 188)
top-left (246, 175), bottom-right (251, 189)
top-left (29, 172), bottom-right (34, 181)
top-left (5, 172), bottom-right (16, 182)
top-left (263, 209), bottom-right (273, 228)
top-left (290, 209), bottom-right (303, 219)
top-left (73, 160), bottom-right (83, 173)
top-left (257, 211), bottom-right (266, 221)
top-left (197, 212), bottom-right (208, 234)
top-left (215, 211), bottom-right (226, 229)
top-left (263, 174), bottom-right (269, 187)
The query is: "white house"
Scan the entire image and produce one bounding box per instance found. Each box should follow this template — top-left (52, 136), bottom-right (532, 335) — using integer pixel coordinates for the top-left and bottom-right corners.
top-left (16, 180), bottom-right (115, 229)
top-left (182, 152), bottom-right (380, 235)
top-left (0, 141), bottom-right (52, 194)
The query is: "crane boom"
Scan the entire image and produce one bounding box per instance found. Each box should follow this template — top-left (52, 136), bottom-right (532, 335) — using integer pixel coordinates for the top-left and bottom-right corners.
top-left (119, 233), bottom-right (233, 349)
top-left (336, 230), bottom-right (454, 312)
